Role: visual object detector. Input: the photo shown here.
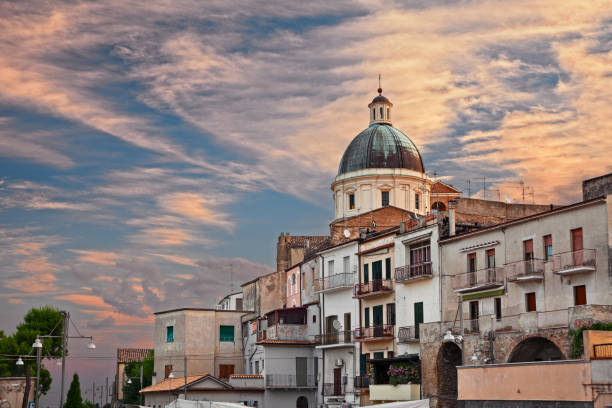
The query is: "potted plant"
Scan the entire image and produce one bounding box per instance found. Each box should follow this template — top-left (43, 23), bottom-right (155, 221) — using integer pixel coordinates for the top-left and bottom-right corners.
top-left (387, 362), bottom-right (419, 385)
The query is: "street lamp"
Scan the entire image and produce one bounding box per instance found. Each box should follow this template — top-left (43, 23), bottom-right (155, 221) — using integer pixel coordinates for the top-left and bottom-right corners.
top-left (32, 337), bottom-right (43, 408)
top-left (16, 357), bottom-right (24, 366)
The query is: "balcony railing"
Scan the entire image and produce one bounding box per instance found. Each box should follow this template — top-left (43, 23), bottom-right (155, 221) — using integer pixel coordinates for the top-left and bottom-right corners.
top-left (463, 318), bottom-right (480, 334)
top-left (593, 343), bottom-right (612, 359)
top-left (353, 279), bottom-right (393, 297)
top-left (452, 267), bottom-right (504, 293)
top-left (354, 324), bottom-right (394, 341)
top-left (506, 259), bottom-right (545, 282)
top-left (266, 374), bottom-right (316, 388)
top-left (552, 249), bottom-right (596, 275)
top-left (315, 330), bottom-right (353, 346)
top-left (395, 263), bottom-right (433, 282)
top-left (315, 273), bottom-right (353, 292)
top-left (397, 325), bottom-right (419, 343)
top-left (323, 382), bottom-right (344, 396)
top-left (354, 376), bottom-right (370, 388)
top-left (487, 309), bottom-right (569, 332)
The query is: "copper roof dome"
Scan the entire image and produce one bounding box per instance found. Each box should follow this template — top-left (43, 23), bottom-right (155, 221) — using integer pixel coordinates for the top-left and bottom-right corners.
top-left (337, 124), bottom-right (425, 176)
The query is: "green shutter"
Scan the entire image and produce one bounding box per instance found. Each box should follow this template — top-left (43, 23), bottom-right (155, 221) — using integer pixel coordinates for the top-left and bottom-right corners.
top-left (166, 326), bottom-right (174, 343)
top-left (364, 307), bottom-right (370, 327)
top-left (364, 264), bottom-right (369, 283)
top-left (385, 258), bottom-right (391, 280)
top-left (219, 325), bottom-right (234, 342)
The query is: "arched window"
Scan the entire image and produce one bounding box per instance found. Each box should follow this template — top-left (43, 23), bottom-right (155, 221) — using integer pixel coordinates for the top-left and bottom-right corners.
top-left (380, 106), bottom-right (384, 118)
top-left (373, 108), bottom-right (376, 120)
top-left (387, 108), bottom-right (390, 118)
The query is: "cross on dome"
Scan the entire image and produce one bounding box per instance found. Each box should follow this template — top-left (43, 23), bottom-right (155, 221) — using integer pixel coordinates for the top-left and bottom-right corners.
top-left (368, 76), bottom-right (392, 125)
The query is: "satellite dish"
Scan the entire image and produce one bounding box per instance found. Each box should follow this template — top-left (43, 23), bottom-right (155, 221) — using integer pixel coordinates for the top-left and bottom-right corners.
top-left (370, 220), bottom-right (376, 229)
top-left (343, 229), bottom-right (351, 238)
top-left (332, 320), bottom-right (342, 331)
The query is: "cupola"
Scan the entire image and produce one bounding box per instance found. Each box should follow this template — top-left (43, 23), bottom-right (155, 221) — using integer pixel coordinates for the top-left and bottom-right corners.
top-left (368, 86), bottom-right (393, 125)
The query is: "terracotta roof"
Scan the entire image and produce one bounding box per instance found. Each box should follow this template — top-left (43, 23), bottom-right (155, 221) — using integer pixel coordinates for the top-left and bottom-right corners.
top-left (286, 235), bottom-right (330, 249)
top-left (432, 181), bottom-right (462, 194)
top-left (229, 374), bottom-right (263, 379)
top-left (117, 348), bottom-right (152, 363)
top-left (140, 375), bottom-right (208, 393)
top-left (257, 339), bottom-right (317, 345)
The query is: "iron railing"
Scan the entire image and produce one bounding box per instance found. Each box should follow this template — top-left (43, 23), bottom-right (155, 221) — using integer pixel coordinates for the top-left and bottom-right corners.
top-left (315, 330), bottom-right (353, 346)
top-left (452, 267), bottom-right (504, 291)
top-left (395, 262), bottom-right (433, 282)
top-left (354, 279), bottom-right (393, 297)
top-left (266, 374), bottom-right (316, 388)
top-left (593, 343), bottom-right (612, 359)
top-left (354, 376), bottom-right (370, 388)
top-left (354, 324), bottom-right (394, 340)
top-left (552, 249), bottom-right (596, 274)
top-left (323, 382), bottom-right (344, 396)
top-left (398, 325), bottom-right (419, 343)
top-left (315, 273), bottom-right (354, 292)
top-left (505, 259), bottom-right (545, 281)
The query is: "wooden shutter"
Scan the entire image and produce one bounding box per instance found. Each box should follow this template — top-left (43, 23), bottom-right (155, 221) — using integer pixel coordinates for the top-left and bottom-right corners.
top-left (574, 285), bottom-right (587, 306)
top-left (523, 239), bottom-right (533, 260)
top-left (165, 364), bottom-right (173, 379)
top-left (526, 292), bottom-right (536, 312)
top-left (571, 228), bottom-right (583, 251)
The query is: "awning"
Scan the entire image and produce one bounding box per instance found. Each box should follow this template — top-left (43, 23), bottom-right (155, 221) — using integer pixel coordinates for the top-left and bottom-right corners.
top-left (366, 399), bottom-right (430, 408)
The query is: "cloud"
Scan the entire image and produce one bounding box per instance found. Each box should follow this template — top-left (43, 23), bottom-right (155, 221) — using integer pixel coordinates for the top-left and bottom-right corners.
top-left (55, 293), bottom-right (112, 309)
top-left (150, 252), bottom-right (199, 267)
top-left (159, 193), bottom-right (234, 231)
top-left (69, 249), bottom-right (120, 266)
top-left (5, 273), bottom-right (57, 293)
top-left (86, 316), bottom-right (115, 329)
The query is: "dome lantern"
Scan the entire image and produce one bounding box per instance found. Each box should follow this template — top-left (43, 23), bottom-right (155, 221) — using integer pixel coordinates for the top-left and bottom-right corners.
top-left (368, 77), bottom-right (393, 125)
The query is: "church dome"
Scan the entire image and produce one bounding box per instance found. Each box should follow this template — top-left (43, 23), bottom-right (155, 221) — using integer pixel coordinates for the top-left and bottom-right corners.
top-left (337, 124), bottom-right (425, 175)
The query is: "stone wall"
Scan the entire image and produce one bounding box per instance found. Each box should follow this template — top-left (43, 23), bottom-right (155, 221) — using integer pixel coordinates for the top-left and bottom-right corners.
top-left (329, 205), bottom-right (413, 245)
top-left (455, 198), bottom-right (552, 227)
top-left (583, 173), bottom-right (612, 201)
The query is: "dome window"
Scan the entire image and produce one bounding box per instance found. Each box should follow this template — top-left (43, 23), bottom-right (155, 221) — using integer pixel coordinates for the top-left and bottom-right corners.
top-left (380, 106), bottom-right (384, 119)
top-left (382, 191), bottom-right (390, 207)
top-left (373, 108), bottom-right (376, 120)
top-left (349, 193), bottom-right (355, 210)
top-left (415, 193), bottom-right (420, 210)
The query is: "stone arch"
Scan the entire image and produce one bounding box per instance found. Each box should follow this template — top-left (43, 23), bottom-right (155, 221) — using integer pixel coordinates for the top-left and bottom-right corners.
top-left (436, 341), bottom-right (462, 408)
top-left (296, 396), bottom-right (308, 408)
top-left (508, 336), bottom-right (565, 363)
top-left (432, 201), bottom-right (446, 211)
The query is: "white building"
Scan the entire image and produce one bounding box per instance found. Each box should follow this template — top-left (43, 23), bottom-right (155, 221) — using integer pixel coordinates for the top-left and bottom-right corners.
top-left (218, 292), bottom-right (245, 311)
top-left (315, 239), bottom-right (361, 407)
top-left (393, 217), bottom-right (441, 357)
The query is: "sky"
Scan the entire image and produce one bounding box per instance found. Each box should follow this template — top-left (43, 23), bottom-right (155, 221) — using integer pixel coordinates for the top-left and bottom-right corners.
top-left (1, 0), bottom-right (611, 404)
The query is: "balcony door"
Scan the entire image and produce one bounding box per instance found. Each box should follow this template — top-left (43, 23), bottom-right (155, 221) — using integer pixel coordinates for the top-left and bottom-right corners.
top-left (468, 253), bottom-right (476, 285)
top-left (372, 260), bottom-right (383, 290)
top-left (524, 239), bottom-right (534, 274)
top-left (373, 305), bottom-right (383, 336)
top-left (414, 302), bottom-right (423, 339)
top-left (571, 228), bottom-right (583, 265)
top-left (296, 357), bottom-right (307, 387)
top-left (333, 367), bottom-right (342, 396)
top-left (486, 249), bottom-right (496, 282)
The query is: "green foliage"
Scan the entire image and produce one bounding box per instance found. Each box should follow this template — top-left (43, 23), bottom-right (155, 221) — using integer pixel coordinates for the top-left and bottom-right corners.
top-left (65, 373), bottom-right (83, 408)
top-left (122, 350), bottom-right (154, 404)
top-left (82, 400), bottom-right (97, 408)
top-left (569, 322), bottom-right (612, 358)
top-left (0, 306), bottom-right (63, 396)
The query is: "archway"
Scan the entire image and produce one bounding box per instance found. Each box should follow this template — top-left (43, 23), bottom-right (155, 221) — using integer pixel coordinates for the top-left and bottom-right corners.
top-left (296, 396), bottom-right (308, 408)
top-left (508, 336), bottom-right (565, 362)
top-left (432, 201), bottom-right (446, 212)
top-left (436, 342), bottom-right (462, 408)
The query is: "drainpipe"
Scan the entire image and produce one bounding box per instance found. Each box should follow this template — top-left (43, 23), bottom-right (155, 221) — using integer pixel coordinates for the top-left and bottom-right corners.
top-left (449, 200), bottom-right (457, 237)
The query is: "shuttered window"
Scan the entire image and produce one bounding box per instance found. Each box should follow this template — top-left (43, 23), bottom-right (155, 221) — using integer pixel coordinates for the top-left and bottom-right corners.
top-left (543, 235), bottom-right (553, 261)
top-left (166, 326), bottom-right (174, 343)
top-left (220, 325), bottom-right (234, 342)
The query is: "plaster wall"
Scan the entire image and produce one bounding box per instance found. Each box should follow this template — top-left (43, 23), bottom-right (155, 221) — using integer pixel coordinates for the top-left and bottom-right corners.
top-left (143, 390), bottom-right (264, 407)
top-left (286, 264), bottom-right (301, 307)
top-left (0, 377), bottom-right (34, 408)
top-left (583, 330), bottom-right (612, 360)
top-left (457, 361), bottom-right (592, 401)
top-left (300, 256), bottom-right (320, 305)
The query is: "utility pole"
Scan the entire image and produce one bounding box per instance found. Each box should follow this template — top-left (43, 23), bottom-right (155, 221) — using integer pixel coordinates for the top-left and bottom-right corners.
top-left (140, 364), bottom-right (144, 405)
top-left (34, 344), bottom-right (41, 408)
top-left (105, 377), bottom-right (109, 407)
top-left (60, 311), bottom-right (69, 408)
top-left (184, 356), bottom-right (188, 400)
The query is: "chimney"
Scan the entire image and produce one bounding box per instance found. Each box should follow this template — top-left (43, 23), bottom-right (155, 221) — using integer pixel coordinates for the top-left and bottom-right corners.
top-left (399, 222), bottom-right (406, 234)
top-left (449, 200), bottom-right (457, 236)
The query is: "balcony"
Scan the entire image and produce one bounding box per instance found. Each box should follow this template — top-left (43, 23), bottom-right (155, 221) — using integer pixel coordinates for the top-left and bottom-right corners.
top-left (369, 384), bottom-right (421, 401)
top-left (354, 376), bottom-right (370, 388)
top-left (452, 267), bottom-right (504, 294)
top-left (490, 309), bottom-right (569, 333)
top-left (552, 249), bottom-right (596, 275)
top-left (265, 374), bottom-right (316, 389)
top-left (353, 279), bottom-right (393, 298)
top-left (395, 263), bottom-right (432, 283)
top-left (315, 330), bottom-right (353, 347)
top-left (323, 382), bottom-right (344, 397)
top-left (397, 326), bottom-right (419, 343)
top-left (257, 307), bottom-right (313, 342)
top-left (315, 273), bottom-right (353, 293)
top-left (506, 259), bottom-right (545, 283)
top-left (593, 343), bottom-right (612, 359)
top-left (354, 325), bottom-right (394, 341)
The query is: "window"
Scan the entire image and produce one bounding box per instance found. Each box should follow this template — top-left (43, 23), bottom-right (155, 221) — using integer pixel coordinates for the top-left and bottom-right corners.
top-left (523, 239), bottom-right (534, 260)
top-left (381, 191), bottom-right (389, 207)
top-left (236, 298), bottom-right (243, 311)
top-left (486, 249), bottom-right (495, 268)
top-left (372, 260), bottom-right (383, 281)
top-left (312, 267), bottom-right (315, 282)
top-left (385, 258), bottom-right (391, 280)
top-left (364, 307), bottom-right (370, 327)
top-left (380, 107), bottom-right (383, 118)
top-left (415, 193), bottom-right (420, 210)
top-left (468, 253), bottom-right (476, 272)
top-left (166, 326), bottom-right (174, 343)
top-left (165, 364), bottom-right (173, 379)
top-left (543, 235), bottom-right (553, 261)
top-left (495, 298), bottom-right (502, 321)
top-left (410, 241), bottom-right (431, 276)
top-left (292, 274), bottom-right (296, 285)
top-left (220, 325), bottom-right (235, 342)
top-left (255, 360), bottom-right (259, 373)
top-left (313, 314), bottom-right (316, 323)
top-left (219, 364), bottom-right (235, 378)
top-left (386, 303), bottom-right (395, 325)
top-left (574, 285), bottom-right (587, 306)
top-left (387, 108), bottom-right (390, 118)
top-left (364, 264), bottom-right (369, 283)
top-left (328, 260), bottom-right (335, 276)
top-left (349, 194), bottom-right (355, 210)
top-left (373, 108), bottom-right (376, 120)
top-left (526, 292), bottom-right (536, 312)
top-left (387, 351), bottom-right (394, 358)
top-left (469, 301), bottom-right (479, 331)
top-left (373, 351), bottom-right (385, 359)
top-left (343, 256), bottom-right (350, 274)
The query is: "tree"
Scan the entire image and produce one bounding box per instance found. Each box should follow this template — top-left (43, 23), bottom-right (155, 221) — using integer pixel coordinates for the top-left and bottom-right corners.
top-left (122, 350), bottom-right (154, 404)
top-left (0, 306), bottom-right (63, 408)
top-left (65, 373), bottom-right (83, 408)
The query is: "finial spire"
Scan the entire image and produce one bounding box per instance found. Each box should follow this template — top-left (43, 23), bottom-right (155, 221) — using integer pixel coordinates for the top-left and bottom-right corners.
top-left (378, 74), bottom-right (382, 94)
